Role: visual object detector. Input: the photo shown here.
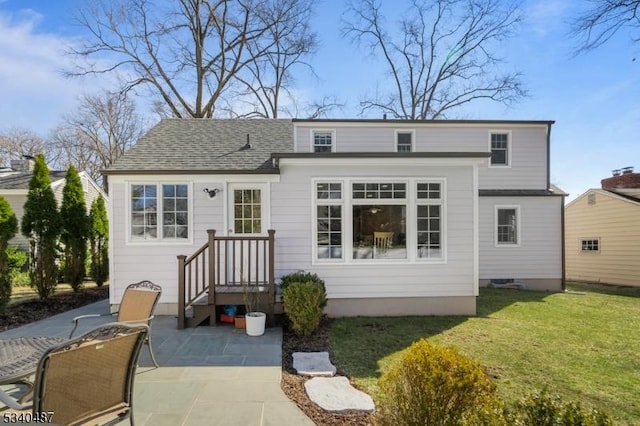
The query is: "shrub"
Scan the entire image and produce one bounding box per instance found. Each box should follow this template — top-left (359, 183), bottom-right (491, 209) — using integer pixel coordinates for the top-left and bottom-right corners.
top-left (7, 247), bottom-right (29, 287)
top-left (88, 197), bottom-right (109, 286)
top-left (0, 197), bottom-right (18, 310)
top-left (60, 165), bottom-right (88, 291)
top-left (280, 271), bottom-right (327, 308)
top-left (282, 280), bottom-right (325, 336)
top-left (21, 154), bottom-right (61, 299)
top-left (515, 388), bottom-right (613, 426)
top-left (375, 339), bottom-right (499, 426)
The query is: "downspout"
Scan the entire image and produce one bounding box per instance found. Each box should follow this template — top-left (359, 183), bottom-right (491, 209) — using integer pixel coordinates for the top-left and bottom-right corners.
top-left (561, 195), bottom-right (566, 292)
top-left (546, 122), bottom-right (552, 191)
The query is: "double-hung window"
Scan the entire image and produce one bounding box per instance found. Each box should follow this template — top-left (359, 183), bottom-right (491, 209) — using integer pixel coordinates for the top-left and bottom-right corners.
top-left (495, 206), bottom-right (519, 246)
top-left (416, 182), bottom-right (444, 259)
top-left (313, 131), bottom-right (334, 153)
top-left (490, 132), bottom-right (509, 166)
top-left (131, 183), bottom-right (189, 241)
top-left (315, 183), bottom-right (343, 260)
top-left (396, 131), bottom-right (413, 152)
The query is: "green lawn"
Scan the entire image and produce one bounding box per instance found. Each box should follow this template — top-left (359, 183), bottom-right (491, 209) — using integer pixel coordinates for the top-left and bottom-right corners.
top-left (329, 283), bottom-right (640, 425)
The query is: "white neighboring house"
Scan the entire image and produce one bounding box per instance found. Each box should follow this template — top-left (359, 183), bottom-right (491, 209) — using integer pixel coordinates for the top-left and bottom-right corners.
top-left (0, 156), bottom-right (106, 250)
top-left (105, 119), bottom-right (565, 321)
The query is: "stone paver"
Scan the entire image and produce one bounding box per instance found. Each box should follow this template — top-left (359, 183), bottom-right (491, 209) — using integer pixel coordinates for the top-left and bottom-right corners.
top-left (304, 376), bottom-right (375, 413)
top-left (292, 351), bottom-right (336, 376)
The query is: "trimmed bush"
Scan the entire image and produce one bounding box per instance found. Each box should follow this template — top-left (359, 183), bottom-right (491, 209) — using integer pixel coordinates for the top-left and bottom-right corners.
top-left (280, 271), bottom-right (327, 308)
top-left (282, 280), bottom-right (325, 336)
top-left (515, 388), bottom-right (612, 426)
top-left (375, 339), bottom-right (499, 426)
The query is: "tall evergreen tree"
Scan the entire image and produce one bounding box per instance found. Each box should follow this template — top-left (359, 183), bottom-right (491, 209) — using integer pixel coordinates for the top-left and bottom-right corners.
top-left (60, 165), bottom-right (89, 291)
top-left (88, 196), bottom-right (109, 286)
top-left (21, 154), bottom-right (61, 299)
top-left (0, 196), bottom-right (18, 311)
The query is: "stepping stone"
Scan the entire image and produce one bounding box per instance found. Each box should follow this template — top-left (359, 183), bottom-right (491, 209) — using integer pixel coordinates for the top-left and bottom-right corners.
top-left (292, 351), bottom-right (336, 376)
top-left (305, 376), bottom-right (375, 412)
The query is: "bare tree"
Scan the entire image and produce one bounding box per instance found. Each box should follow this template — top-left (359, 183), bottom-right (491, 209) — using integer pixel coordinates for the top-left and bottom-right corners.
top-left (49, 91), bottom-right (146, 187)
top-left (0, 129), bottom-right (47, 168)
top-left (573, 0), bottom-right (640, 52)
top-left (68, 0), bottom-right (318, 118)
top-left (227, 0), bottom-right (317, 118)
top-left (343, 0), bottom-right (526, 119)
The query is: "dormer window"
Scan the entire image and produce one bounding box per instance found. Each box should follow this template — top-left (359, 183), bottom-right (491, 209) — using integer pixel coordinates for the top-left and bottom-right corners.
top-left (313, 130), bottom-right (334, 153)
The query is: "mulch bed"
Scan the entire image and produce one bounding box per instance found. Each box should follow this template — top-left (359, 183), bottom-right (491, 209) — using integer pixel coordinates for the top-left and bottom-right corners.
top-left (280, 317), bottom-right (373, 426)
top-left (0, 285), bottom-right (109, 332)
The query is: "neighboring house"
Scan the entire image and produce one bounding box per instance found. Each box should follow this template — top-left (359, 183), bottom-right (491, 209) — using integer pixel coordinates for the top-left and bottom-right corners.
top-left (105, 118), bottom-right (565, 321)
top-left (565, 167), bottom-right (640, 287)
top-left (0, 156), bottom-right (106, 250)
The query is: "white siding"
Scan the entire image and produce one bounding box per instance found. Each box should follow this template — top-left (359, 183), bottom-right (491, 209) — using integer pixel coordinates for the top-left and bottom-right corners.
top-left (294, 123), bottom-right (549, 190)
top-left (479, 196), bottom-right (562, 279)
top-left (109, 179), bottom-right (225, 305)
top-left (272, 163), bottom-right (477, 299)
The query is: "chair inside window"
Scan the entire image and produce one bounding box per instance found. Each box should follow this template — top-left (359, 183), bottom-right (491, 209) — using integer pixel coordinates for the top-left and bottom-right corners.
top-left (24, 323), bottom-right (148, 426)
top-left (70, 280), bottom-right (162, 368)
top-left (373, 232), bottom-right (394, 257)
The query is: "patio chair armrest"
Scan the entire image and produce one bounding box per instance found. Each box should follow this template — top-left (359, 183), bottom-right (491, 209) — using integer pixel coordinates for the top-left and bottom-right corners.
top-left (69, 314), bottom-right (115, 338)
top-left (120, 315), bottom-right (154, 326)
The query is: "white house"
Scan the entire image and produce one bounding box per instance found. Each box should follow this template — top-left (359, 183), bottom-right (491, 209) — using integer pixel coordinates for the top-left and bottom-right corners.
top-left (104, 119), bottom-right (565, 324)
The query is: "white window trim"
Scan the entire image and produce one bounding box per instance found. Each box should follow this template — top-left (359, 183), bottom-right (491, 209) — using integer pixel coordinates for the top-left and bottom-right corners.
top-left (126, 181), bottom-right (194, 245)
top-left (580, 238), bottom-right (600, 253)
top-left (488, 130), bottom-right (512, 168)
top-left (415, 179), bottom-right (447, 263)
top-left (311, 177), bottom-right (447, 265)
top-left (226, 182), bottom-right (270, 237)
top-left (394, 129), bottom-right (415, 152)
top-left (311, 180), bottom-right (345, 263)
top-left (494, 205), bottom-right (521, 248)
top-left (311, 129), bottom-right (336, 153)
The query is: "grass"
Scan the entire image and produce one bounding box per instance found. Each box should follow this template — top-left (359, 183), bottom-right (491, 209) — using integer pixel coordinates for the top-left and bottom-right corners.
top-left (329, 282), bottom-right (640, 425)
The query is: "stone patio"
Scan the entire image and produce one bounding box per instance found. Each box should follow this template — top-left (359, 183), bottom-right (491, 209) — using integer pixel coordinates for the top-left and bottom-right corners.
top-left (0, 300), bottom-right (314, 425)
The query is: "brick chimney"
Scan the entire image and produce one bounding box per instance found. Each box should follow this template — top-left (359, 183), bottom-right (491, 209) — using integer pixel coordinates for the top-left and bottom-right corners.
top-left (601, 166), bottom-right (640, 190)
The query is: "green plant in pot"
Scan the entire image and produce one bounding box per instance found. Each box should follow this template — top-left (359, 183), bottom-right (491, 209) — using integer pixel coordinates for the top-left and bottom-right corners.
top-left (243, 280), bottom-right (265, 336)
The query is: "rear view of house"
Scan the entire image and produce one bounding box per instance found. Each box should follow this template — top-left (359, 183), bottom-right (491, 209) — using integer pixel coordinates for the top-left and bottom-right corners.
top-left (105, 118), bottom-right (564, 323)
top-left (565, 167), bottom-right (640, 287)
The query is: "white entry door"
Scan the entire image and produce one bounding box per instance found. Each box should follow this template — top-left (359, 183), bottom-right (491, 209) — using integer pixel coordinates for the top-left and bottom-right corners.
top-left (226, 184), bottom-right (267, 284)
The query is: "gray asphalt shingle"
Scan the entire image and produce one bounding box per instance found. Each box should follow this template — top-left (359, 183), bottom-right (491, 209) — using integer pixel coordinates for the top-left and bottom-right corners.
top-left (106, 119), bottom-right (294, 173)
top-left (0, 171), bottom-right (67, 190)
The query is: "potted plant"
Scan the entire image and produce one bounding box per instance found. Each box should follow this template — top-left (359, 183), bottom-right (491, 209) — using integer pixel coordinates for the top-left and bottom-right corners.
top-left (243, 281), bottom-right (266, 336)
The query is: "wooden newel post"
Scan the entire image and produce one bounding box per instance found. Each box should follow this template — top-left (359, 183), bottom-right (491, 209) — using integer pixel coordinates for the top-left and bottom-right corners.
top-left (207, 229), bottom-right (217, 327)
top-left (177, 254), bottom-right (187, 330)
top-left (267, 229), bottom-right (276, 326)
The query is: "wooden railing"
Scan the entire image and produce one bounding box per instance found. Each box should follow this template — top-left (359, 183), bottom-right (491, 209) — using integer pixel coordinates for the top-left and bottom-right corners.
top-left (177, 229), bottom-right (275, 329)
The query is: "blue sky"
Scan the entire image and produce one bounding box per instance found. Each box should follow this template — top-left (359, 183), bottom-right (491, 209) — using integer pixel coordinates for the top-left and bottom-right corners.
top-left (0, 0), bottom-right (638, 202)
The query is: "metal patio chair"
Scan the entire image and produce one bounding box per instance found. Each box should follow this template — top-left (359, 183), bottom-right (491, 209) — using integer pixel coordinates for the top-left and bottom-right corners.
top-left (69, 280), bottom-right (162, 368)
top-left (8, 322), bottom-right (149, 426)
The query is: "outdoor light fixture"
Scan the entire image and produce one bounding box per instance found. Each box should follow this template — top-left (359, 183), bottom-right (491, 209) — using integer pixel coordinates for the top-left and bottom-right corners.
top-left (203, 188), bottom-right (221, 199)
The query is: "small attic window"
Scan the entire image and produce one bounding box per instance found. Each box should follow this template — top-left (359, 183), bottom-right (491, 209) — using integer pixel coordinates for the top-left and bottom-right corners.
top-left (587, 193), bottom-right (596, 205)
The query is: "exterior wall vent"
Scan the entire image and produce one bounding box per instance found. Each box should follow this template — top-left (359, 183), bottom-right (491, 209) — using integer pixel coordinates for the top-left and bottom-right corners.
top-left (587, 193), bottom-right (596, 205)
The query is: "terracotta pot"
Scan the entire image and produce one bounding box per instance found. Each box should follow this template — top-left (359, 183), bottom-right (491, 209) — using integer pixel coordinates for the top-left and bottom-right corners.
top-left (234, 315), bottom-right (246, 329)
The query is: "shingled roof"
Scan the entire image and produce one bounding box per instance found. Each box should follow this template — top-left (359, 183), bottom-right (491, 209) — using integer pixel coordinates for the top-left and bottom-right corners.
top-left (0, 170), bottom-right (67, 190)
top-left (106, 119), bottom-right (294, 174)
